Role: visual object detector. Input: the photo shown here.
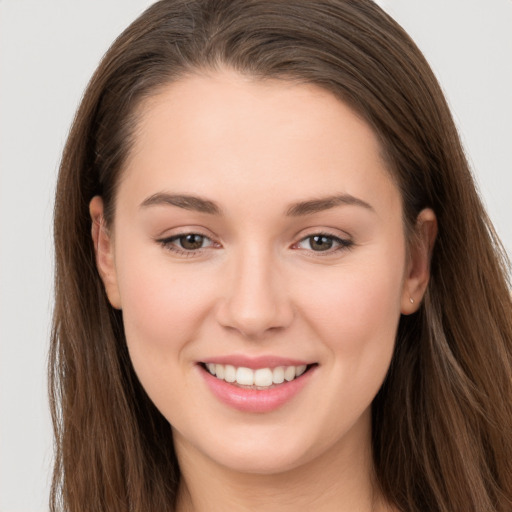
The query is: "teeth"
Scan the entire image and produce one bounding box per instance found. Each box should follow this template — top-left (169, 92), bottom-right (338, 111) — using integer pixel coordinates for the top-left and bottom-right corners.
top-left (254, 368), bottom-right (273, 387)
top-left (273, 366), bottom-right (285, 384)
top-left (296, 365), bottom-right (307, 377)
top-left (215, 364), bottom-right (225, 380)
top-left (224, 364), bottom-right (236, 383)
top-left (236, 367), bottom-right (254, 386)
top-left (205, 363), bottom-right (309, 387)
top-left (284, 366), bottom-right (296, 381)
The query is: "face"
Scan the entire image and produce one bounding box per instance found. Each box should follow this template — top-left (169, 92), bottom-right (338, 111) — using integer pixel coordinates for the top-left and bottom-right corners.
top-left (91, 70), bottom-right (432, 476)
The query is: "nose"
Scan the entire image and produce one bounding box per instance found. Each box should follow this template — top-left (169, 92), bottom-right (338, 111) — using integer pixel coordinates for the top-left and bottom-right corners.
top-left (216, 245), bottom-right (294, 339)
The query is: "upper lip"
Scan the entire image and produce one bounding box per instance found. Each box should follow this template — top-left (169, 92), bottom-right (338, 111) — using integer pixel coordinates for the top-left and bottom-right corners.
top-left (200, 355), bottom-right (314, 369)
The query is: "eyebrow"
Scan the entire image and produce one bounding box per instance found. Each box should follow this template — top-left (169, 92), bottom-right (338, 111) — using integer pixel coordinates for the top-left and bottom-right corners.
top-left (140, 193), bottom-right (222, 215)
top-left (139, 192), bottom-right (374, 217)
top-left (285, 194), bottom-right (375, 216)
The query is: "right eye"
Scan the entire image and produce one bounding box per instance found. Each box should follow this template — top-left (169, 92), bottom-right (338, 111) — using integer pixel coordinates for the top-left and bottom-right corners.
top-left (157, 233), bottom-right (217, 255)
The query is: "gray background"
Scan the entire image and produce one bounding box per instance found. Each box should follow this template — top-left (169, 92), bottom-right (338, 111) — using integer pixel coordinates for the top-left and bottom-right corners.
top-left (1, 1), bottom-right (510, 510)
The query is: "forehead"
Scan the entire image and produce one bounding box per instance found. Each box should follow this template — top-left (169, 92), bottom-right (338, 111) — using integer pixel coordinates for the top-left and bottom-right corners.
top-left (119, 70), bottom-right (400, 220)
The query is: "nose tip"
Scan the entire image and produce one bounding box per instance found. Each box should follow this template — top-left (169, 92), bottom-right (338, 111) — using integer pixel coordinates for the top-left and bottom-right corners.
top-left (217, 298), bottom-right (291, 338)
top-left (215, 256), bottom-right (293, 339)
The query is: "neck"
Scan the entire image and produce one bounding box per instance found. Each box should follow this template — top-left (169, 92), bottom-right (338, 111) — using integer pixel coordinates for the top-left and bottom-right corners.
top-left (174, 414), bottom-right (392, 512)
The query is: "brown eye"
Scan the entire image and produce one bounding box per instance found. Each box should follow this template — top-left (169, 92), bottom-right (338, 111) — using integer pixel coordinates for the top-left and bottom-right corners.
top-left (295, 233), bottom-right (353, 254)
top-left (308, 235), bottom-right (334, 251)
top-left (158, 232), bottom-right (217, 255)
top-left (179, 234), bottom-right (205, 250)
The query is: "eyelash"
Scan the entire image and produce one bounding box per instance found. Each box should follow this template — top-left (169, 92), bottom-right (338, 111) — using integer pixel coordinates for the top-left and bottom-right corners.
top-left (157, 231), bottom-right (353, 257)
top-left (293, 232), bottom-right (354, 255)
top-left (157, 233), bottom-right (217, 257)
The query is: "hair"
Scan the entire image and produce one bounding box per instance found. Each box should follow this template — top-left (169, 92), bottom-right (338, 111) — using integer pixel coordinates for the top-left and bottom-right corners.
top-left (50, 1), bottom-right (512, 511)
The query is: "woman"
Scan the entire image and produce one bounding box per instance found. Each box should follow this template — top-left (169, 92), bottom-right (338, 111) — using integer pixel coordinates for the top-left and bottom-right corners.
top-left (50, 1), bottom-right (512, 511)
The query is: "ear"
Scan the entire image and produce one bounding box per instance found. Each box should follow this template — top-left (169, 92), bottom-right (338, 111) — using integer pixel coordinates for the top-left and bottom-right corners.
top-left (89, 196), bottom-right (122, 309)
top-left (401, 208), bottom-right (437, 314)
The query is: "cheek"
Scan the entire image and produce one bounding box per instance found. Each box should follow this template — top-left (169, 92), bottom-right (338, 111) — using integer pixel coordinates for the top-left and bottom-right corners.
top-left (303, 260), bottom-right (402, 325)
top-left (342, 267), bottom-right (403, 335)
top-left (296, 247), bottom-right (405, 371)
top-left (114, 251), bottom-right (221, 423)
top-left (115, 248), bottom-right (217, 366)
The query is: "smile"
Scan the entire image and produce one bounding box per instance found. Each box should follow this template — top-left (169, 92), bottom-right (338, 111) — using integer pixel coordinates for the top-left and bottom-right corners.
top-left (204, 363), bottom-right (308, 388)
top-left (199, 361), bottom-right (317, 413)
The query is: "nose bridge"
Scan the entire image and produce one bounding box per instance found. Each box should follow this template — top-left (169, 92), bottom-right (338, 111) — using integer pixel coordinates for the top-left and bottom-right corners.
top-left (217, 241), bottom-right (292, 337)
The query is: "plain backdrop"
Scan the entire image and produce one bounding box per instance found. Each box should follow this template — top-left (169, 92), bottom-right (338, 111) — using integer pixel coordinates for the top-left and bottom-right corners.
top-left (0, 1), bottom-right (510, 510)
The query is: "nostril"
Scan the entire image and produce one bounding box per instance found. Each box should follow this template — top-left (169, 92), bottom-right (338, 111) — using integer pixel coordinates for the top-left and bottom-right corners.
top-left (216, 297), bottom-right (294, 338)
top-left (214, 264), bottom-right (294, 337)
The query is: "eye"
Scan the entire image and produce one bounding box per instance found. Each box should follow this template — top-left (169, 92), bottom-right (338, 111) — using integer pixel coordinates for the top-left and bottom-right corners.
top-left (295, 233), bottom-right (352, 253)
top-left (157, 232), bottom-right (217, 255)
top-left (175, 233), bottom-right (209, 250)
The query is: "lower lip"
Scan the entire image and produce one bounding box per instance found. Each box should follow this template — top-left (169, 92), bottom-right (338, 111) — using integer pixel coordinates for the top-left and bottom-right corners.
top-left (199, 365), bottom-right (316, 413)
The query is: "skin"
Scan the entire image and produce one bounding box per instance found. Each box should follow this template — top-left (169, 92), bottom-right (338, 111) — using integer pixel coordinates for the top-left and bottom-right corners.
top-left (90, 70), bottom-right (436, 512)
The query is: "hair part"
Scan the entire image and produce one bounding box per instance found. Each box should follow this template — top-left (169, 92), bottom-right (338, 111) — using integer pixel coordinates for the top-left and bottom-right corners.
top-left (51, 1), bottom-right (512, 511)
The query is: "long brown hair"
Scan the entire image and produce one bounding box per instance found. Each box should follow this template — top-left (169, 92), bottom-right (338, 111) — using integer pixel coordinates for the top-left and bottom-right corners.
top-left (50, 1), bottom-right (512, 510)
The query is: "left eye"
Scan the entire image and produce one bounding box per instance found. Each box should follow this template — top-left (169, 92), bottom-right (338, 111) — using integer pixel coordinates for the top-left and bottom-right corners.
top-left (160, 233), bottom-right (214, 251)
top-left (296, 234), bottom-right (350, 252)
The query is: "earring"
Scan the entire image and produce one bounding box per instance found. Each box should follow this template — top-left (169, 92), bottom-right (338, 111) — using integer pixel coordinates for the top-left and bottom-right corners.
top-left (409, 298), bottom-right (414, 304)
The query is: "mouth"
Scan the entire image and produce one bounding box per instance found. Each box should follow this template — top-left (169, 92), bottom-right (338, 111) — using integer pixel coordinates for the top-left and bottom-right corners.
top-left (200, 362), bottom-right (317, 390)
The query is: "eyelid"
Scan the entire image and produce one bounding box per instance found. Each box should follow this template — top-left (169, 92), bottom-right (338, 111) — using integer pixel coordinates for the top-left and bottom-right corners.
top-left (154, 224), bottom-right (217, 240)
top-left (292, 230), bottom-right (354, 254)
top-left (154, 227), bottom-right (353, 257)
top-left (155, 229), bottom-right (222, 257)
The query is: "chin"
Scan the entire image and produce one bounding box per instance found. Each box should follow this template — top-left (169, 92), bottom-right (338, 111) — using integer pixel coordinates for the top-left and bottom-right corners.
top-left (213, 448), bottom-right (308, 476)
top-left (195, 427), bottom-right (318, 476)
